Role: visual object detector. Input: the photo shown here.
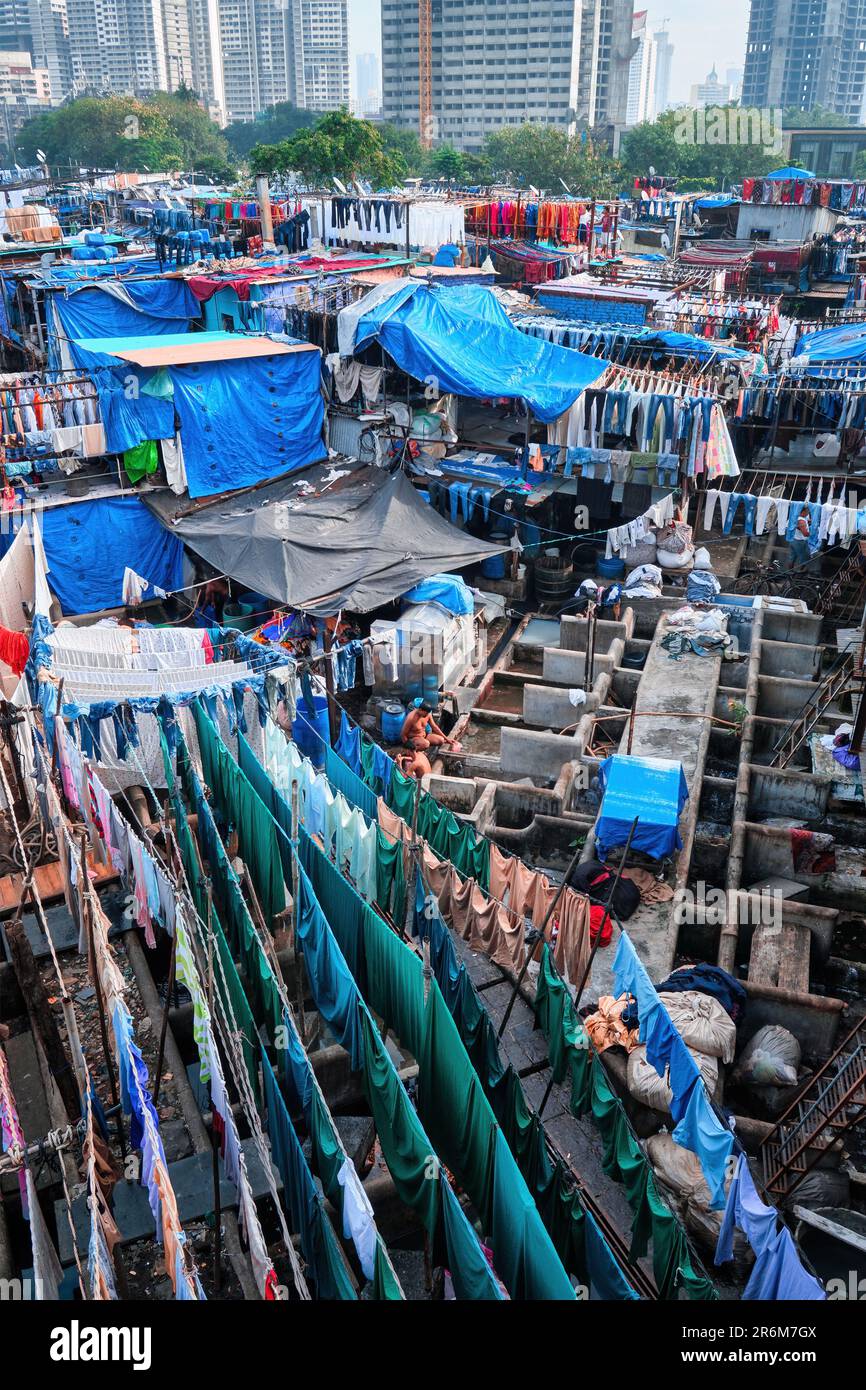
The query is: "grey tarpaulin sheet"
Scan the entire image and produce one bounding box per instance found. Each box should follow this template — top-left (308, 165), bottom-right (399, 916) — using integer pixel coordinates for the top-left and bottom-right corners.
top-left (144, 462), bottom-right (508, 615)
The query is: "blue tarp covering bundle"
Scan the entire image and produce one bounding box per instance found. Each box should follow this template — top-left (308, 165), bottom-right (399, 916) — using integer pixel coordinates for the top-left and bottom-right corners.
top-left (631, 329), bottom-right (752, 362)
top-left (51, 279), bottom-right (200, 342)
top-left (354, 283), bottom-right (607, 422)
top-left (402, 572), bottom-right (474, 614)
top-left (66, 333), bottom-right (325, 499)
top-left (792, 321), bottom-right (866, 367)
top-left (0, 496), bottom-right (184, 616)
top-left (596, 754), bottom-right (689, 861)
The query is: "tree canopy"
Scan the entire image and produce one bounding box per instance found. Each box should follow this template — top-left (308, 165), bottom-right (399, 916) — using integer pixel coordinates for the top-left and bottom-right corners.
top-left (620, 107), bottom-right (780, 188)
top-left (224, 101), bottom-right (316, 157)
top-left (483, 124), bottom-right (622, 197)
top-left (16, 92), bottom-right (234, 177)
top-left (250, 109), bottom-right (406, 186)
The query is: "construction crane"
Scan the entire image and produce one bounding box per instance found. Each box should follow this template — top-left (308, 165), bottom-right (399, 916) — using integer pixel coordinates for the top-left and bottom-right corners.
top-left (418, 0), bottom-right (433, 149)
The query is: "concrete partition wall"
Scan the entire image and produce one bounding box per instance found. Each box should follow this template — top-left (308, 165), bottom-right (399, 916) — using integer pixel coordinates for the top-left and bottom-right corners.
top-left (542, 647), bottom-right (614, 685)
top-left (748, 766), bottom-right (831, 819)
top-left (759, 639), bottom-right (822, 681)
top-left (757, 674), bottom-right (827, 721)
top-left (522, 684), bottom-right (599, 730)
top-left (499, 726), bottom-right (583, 780)
top-left (559, 614), bottom-right (629, 653)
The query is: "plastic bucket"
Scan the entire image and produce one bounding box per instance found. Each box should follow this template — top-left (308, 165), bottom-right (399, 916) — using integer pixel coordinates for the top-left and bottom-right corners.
top-left (292, 695), bottom-right (330, 768)
top-left (597, 556), bottom-right (625, 579)
top-left (380, 703), bottom-right (405, 744)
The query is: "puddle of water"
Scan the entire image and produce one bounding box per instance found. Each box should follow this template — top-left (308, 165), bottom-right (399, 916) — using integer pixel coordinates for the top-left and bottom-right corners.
top-left (520, 618), bottom-right (561, 648)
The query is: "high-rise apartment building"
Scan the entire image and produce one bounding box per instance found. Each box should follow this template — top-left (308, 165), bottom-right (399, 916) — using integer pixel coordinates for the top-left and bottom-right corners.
top-left (354, 48), bottom-right (379, 114)
top-left (219, 0), bottom-right (347, 124)
top-left (66, 0), bottom-right (169, 94)
top-left (296, 0), bottom-right (348, 110)
top-left (626, 9), bottom-right (657, 124)
top-left (652, 24), bottom-right (673, 114)
top-left (380, 0), bottom-right (636, 152)
top-left (742, 0), bottom-right (866, 121)
top-left (187, 0), bottom-right (224, 120)
top-left (219, 0), bottom-right (294, 122)
top-left (2, 0), bottom-right (349, 131)
top-left (28, 0), bottom-right (71, 99)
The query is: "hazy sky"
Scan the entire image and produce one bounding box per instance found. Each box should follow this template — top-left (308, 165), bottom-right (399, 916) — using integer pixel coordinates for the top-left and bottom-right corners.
top-left (347, 0), bottom-right (752, 105)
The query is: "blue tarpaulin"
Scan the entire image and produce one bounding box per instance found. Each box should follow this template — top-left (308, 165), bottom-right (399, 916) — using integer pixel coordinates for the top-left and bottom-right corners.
top-left (402, 572), bottom-right (474, 614)
top-left (169, 350), bottom-right (325, 498)
top-left (595, 754), bottom-right (689, 861)
top-left (631, 329), bottom-right (752, 362)
top-left (66, 334), bottom-right (326, 498)
top-left (19, 496), bottom-right (183, 616)
top-left (354, 283), bottom-right (607, 422)
top-left (694, 195), bottom-right (736, 208)
top-left (793, 321), bottom-right (866, 366)
top-left (764, 166), bottom-right (816, 180)
top-left (52, 279), bottom-right (200, 342)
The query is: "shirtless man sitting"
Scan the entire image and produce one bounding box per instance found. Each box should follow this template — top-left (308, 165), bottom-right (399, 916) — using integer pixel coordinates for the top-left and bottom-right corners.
top-left (394, 748), bottom-right (432, 780)
top-left (400, 699), bottom-right (460, 752)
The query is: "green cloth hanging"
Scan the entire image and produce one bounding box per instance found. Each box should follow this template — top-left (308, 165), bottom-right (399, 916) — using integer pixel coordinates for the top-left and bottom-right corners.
top-left (387, 764), bottom-right (417, 821)
top-left (374, 824), bottom-right (405, 923)
top-left (192, 703), bottom-right (286, 927)
top-left (535, 946), bottom-right (718, 1302)
top-left (439, 1177), bottom-right (504, 1301)
top-left (362, 905), bottom-right (426, 1061)
top-left (122, 439), bottom-right (159, 484)
top-left (359, 1008), bottom-right (440, 1234)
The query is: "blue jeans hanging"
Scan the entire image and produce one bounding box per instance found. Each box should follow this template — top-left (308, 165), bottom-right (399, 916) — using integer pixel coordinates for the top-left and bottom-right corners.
top-left (722, 493), bottom-right (757, 535)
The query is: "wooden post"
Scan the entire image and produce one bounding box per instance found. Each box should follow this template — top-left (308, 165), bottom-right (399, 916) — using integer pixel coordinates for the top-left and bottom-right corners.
top-left (48, 678), bottom-right (65, 785)
top-left (627, 703), bottom-right (637, 755)
top-left (402, 777), bottom-right (421, 941)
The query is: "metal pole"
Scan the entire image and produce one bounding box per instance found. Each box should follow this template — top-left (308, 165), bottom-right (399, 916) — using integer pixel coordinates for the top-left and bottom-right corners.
top-left (497, 841), bottom-right (585, 1041)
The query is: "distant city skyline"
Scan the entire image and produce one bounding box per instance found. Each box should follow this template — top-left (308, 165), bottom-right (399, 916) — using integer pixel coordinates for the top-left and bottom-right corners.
top-left (346, 0), bottom-right (752, 109)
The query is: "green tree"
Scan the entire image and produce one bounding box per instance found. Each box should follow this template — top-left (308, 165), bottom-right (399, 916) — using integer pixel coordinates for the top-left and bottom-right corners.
top-left (484, 123), bottom-right (571, 191)
top-left (781, 105), bottom-right (849, 128)
top-left (482, 123), bottom-right (621, 197)
top-left (620, 107), bottom-right (778, 189)
top-left (16, 92), bottom-right (233, 177)
top-left (424, 143), bottom-right (465, 180)
top-left (250, 109), bottom-right (404, 186)
top-left (224, 101), bottom-right (316, 158)
top-left (147, 91), bottom-right (234, 178)
top-left (378, 122), bottom-right (424, 176)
